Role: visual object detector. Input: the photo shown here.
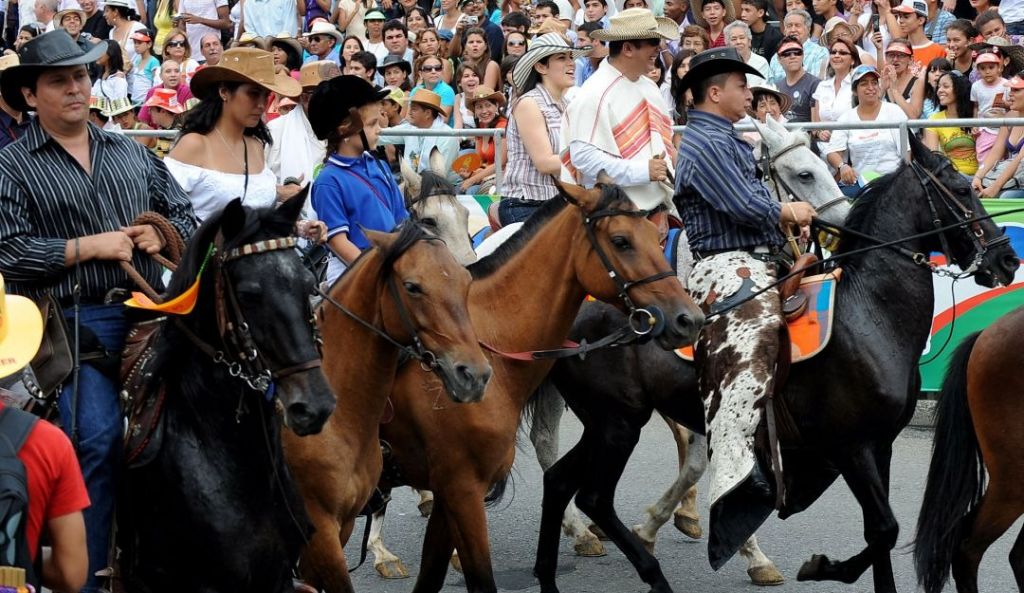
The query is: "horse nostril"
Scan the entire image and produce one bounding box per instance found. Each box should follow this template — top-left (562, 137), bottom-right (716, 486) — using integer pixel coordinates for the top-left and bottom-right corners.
top-left (287, 402), bottom-right (310, 421)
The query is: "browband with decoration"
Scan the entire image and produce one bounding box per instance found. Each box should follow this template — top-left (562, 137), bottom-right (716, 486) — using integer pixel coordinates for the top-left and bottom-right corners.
top-left (222, 237), bottom-right (298, 262)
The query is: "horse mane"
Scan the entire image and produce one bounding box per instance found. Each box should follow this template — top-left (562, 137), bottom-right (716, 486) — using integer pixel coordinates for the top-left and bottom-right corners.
top-left (467, 184), bottom-right (633, 280)
top-left (833, 163), bottom-right (910, 255)
top-left (378, 220), bottom-right (433, 275)
top-left (418, 171), bottom-right (456, 201)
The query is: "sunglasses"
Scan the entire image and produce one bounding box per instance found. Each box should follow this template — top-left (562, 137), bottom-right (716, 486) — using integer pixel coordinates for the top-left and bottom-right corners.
top-left (507, 39), bottom-right (526, 46)
top-left (420, 64), bottom-right (443, 72)
top-left (779, 49), bottom-right (803, 57)
top-left (829, 49), bottom-right (851, 56)
top-left (165, 40), bottom-right (186, 47)
top-left (309, 35), bottom-right (331, 43)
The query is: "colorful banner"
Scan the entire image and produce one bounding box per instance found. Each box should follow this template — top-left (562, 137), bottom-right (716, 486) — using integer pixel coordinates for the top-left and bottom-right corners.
top-left (921, 199), bottom-right (1024, 391)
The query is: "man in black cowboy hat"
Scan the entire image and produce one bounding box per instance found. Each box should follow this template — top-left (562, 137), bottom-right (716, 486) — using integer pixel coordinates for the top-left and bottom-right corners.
top-left (0, 30), bottom-right (195, 593)
top-left (674, 46), bottom-right (816, 570)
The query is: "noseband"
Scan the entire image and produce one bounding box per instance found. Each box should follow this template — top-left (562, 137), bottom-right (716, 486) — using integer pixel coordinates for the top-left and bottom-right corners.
top-left (571, 193), bottom-right (676, 337)
top-left (178, 236), bottom-right (322, 394)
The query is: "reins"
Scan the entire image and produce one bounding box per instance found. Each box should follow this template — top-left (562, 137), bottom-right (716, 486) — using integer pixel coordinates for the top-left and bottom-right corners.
top-left (120, 212), bottom-right (186, 302)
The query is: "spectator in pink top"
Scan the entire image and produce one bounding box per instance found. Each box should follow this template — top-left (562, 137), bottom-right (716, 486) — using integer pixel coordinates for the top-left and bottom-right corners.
top-left (139, 59), bottom-right (194, 125)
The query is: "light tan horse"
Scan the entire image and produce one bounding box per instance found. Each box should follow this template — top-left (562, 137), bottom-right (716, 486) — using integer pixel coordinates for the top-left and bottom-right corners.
top-left (283, 222), bottom-right (492, 593)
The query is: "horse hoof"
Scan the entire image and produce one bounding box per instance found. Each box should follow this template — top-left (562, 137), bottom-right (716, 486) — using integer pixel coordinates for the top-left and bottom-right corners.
top-left (588, 524), bottom-right (610, 541)
top-left (375, 559), bottom-right (411, 579)
top-left (450, 553), bottom-right (463, 574)
top-left (574, 538), bottom-right (607, 557)
top-left (673, 514), bottom-right (702, 539)
top-left (748, 565), bottom-right (785, 586)
top-left (418, 499), bottom-right (433, 517)
top-left (796, 554), bottom-right (830, 582)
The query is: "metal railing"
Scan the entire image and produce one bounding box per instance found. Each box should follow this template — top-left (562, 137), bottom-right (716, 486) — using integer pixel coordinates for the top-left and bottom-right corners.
top-left (123, 118), bottom-right (1024, 193)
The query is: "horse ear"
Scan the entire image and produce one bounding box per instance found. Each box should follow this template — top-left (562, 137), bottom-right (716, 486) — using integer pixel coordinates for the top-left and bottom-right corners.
top-left (220, 198), bottom-right (247, 241)
top-left (908, 132), bottom-right (933, 167)
top-left (555, 178), bottom-right (601, 211)
top-left (595, 169), bottom-right (615, 186)
top-left (428, 147), bottom-right (446, 175)
top-left (401, 157), bottom-right (422, 203)
top-left (365, 228), bottom-right (397, 251)
top-left (277, 185), bottom-right (308, 223)
top-left (753, 118), bottom-right (782, 150)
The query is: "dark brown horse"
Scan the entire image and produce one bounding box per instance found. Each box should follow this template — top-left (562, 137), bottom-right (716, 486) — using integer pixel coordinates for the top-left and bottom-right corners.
top-left (378, 180), bottom-right (704, 593)
top-left (914, 304), bottom-right (1024, 593)
top-left (284, 222), bottom-right (491, 593)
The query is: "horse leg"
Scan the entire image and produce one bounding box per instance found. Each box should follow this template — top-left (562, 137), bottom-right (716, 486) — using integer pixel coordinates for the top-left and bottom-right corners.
top-left (416, 488), bottom-right (434, 517)
top-left (531, 382), bottom-right (605, 557)
top-left (664, 417), bottom-right (703, 539)
top-left (738, 534), bottom-right (784, 586)
top-left (632, 430), bottom-right (707, 552)
top-left (951, 482), bottom-right (1022, 593)
top-left (435, 484), bottom-right (497, 593)
top-left (576, 422), bottom-right (673, 593)
top-left (797, 446), bottom-right (898, 593)
top-left (412, 497), bottom-right (457, 593)
top-left (1008, 518), bottom-right (1024, 591)
top-left (368, 501), bottom-right (410, 579)
top-left (535, 441), bottom-right (588, 593)
top-left (298, 505), bottom-right (356, 593)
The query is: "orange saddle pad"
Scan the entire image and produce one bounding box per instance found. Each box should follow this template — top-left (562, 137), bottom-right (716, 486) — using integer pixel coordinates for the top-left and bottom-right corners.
top-left (677, 270), bottom-right (841, 364)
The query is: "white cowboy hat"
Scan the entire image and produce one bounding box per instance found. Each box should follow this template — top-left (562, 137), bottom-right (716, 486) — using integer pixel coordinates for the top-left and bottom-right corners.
top-left (302, 20), bottom-right (343, 44)
top-left (590, 7), bottom-right (680, 42)
top-left (511, 32), bottom-right (591, 92)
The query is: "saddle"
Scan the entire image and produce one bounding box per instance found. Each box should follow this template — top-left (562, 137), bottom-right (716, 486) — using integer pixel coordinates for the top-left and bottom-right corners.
top-left (121, 318), bottom-right (168, 469)
top-left (780, 252), bottom-right (819, 321)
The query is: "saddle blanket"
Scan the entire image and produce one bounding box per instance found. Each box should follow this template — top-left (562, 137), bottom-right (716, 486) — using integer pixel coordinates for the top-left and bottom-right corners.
top-left (676, 270), bottom-right (840, 363)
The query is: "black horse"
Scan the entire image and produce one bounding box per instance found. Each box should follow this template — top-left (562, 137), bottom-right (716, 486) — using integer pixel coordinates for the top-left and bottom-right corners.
top-left (533, 136), bottom-right (1020, 593)
top-left (119, 193), bottom-right (336, 593)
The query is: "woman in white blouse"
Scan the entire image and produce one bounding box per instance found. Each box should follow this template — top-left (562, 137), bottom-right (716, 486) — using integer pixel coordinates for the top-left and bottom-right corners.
top-left (811, 37), bottom-right (858, 154)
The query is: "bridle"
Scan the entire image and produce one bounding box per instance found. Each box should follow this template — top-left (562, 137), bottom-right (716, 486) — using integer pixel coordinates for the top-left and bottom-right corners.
top-left (315, 237), bottom-right (443, 372)
top-left (177, 236), bottom-right (323, 394)
top-left (760, 139), bottom-right (849, 218)
top-left (568, 191), bottom-right (676, 337)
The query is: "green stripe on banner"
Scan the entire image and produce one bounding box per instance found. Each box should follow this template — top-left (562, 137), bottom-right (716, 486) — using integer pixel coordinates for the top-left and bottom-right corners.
top-left (472, 194), bottom-right (500, 214)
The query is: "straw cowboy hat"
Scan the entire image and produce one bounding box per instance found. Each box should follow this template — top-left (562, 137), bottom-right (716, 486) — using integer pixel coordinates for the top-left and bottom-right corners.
top-left (299, 59), bottom-right (341, 90)
top-left (302, 20), bottom-right (343, 44)
top-left (190, 47), bottom-right (302, 100)
top-left (691, 0), bottom-right (736, 28)
top-left (1, 30), bottom-right (107, 112)
top-left (821, 16), bottom-right (854, 46)
top-left (0, 274), bottom-right (44, 380)
top-left (409, 88), bottom-right (446, 117)
top-left (237, 31), bottom-right (270, 50)
top-left (590, 8), bottom-right (680, 42)
top-left (266, 33), bottom-right (303, 59)
top-left (678, 46), bottom-right (762, 93)
top-left (511, 32), bottom-right (591, 92)
top-left (969, 36), bottom-right (1024, 76)
top-left (55, 7), bottom-right (87, 27)
top-left (747, 82), bottom-right (792, 117)
top-left (102, 96), bottom-right (135, 117)
top-left (465, 86), bottom-right (505, 110)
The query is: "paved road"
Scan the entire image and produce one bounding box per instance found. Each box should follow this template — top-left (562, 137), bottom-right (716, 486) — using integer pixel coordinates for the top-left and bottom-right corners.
top-left (346, 414), bottom-right (1019, 592)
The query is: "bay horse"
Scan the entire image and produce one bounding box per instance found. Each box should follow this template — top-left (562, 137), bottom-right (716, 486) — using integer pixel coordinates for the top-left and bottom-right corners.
top-left (532, 136), bottom-right (1019, 593)
top-left (285, 220), bottom-right (492, 593)
top-left (914, 304), bottom-right (1024, 593)
top-left (119, 194), bottom-right (337, 593)
top-left (376, 179), bottom-right (704, 593)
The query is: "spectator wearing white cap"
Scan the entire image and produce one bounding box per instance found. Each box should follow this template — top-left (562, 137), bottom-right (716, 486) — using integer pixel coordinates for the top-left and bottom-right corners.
top-left (891, 0), bottom-right (946, 69)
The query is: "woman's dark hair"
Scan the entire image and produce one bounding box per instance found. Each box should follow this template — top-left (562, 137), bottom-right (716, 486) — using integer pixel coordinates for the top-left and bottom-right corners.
top-left (343, 35), bottom-right (365, 52)
top-left (945, 18), bottom-right (977, 40)
top-left (104, 40), bottom-right (125, 75)
top-left (974, 10), bottom-right (1004, 31)
top-left (923, 57), bottom-right (952, 106)
top-left (518, 53), bottom-right (559, 95)
top-left (648, 55), bottom-right (666, 86)
top-left (670, 48), bottom-right (696, 122)
top-left (938, 70), bottom-right (975, 132)
top-left (405, 6), bottom-right (434, 29)
top-left (19, 23), bottom-right (43, 38)
top-left (271, 39), bottom-right (303, 71)
top-left (107, 4), bottom-right (133, 19)
top-left (825, 38), bottom-right (860, 78)
top-left (500, 53), bottom-right (519, 97)
top-left (471, 96), bottom-right (505, 126)
top-left (179, 81), bottom-right (273, 144)
top-left (454, 60), bottom-right (484, 92)
top-left (462, 27), bottom-right (491, 60)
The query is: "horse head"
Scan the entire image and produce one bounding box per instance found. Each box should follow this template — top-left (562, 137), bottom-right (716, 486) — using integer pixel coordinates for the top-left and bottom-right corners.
top-left (908, 134), bottom-right (1019, 288)
top-left (753, 116), bottom-right (851, 226)
top-left (556, 177), bottom-right (704, 349)
top-left (364, 223), bottom-right (491, 403)
top-left (167, 191), bottom-right (336, 436)
top-left (402, 149), bottom-right (476, 266)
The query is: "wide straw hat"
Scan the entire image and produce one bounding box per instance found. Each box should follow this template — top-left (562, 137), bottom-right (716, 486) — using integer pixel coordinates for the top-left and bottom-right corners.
top-left (55, 7), bottom-right (87, 28)
top-left (190, 47), bottom-right (302, 100)
top-left (299, 59), bottom-right (341, 89)
top-left (821, 16), bottom-right (854, 46)
top-left (511, 32), bottom-right (591, 92)
top-left (266, 33), bottom-right (303, 59)
top-left (969, 36), bottom-right (1024, 76)
top-left (691, 0), bottom-right (736, 28)
top-left (0, 274), bottom-right (43, 381)
top-left (102, 96), bottom-right (135, 117)
top-left (678, 46), bottom-right (762, 93)
top-left (590, 7), bottom-right (680, 42)
top-left (464, 85), bottom-right (505, 109)
top-left (237, 31), bottom-right (270, 50)
top-left (302, 19), bottom-right (343, 43)
top-left (409, 87), bottom-right (446, 116)
top-left (1, 30), bottom-right (107, 112)
top-left (747, 82), bottom-right (792, 116)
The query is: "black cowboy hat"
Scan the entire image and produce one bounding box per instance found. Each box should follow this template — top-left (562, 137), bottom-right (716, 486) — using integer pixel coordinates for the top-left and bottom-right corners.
top-left (377, 54), bottom-right (412, 76)
top-left (1, 30), bottom-right (107, 113)
top-left (308, 75), bottom-right (389, 140)
top-left (677, 46), bottom-right (762, 94)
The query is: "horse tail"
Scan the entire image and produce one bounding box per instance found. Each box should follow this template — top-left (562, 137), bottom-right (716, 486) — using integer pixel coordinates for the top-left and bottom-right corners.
top-left (521, 379), bottom-right (558, 435)
top-left (914, 331), bottom-right (985, 593)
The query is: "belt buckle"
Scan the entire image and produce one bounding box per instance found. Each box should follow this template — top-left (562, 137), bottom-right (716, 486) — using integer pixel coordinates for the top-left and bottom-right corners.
top-left (104, 287), bottom-right (130, 305)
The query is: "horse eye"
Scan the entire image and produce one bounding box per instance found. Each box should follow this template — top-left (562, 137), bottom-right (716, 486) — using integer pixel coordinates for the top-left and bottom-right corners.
top-left (420, 217), bottom-right (438, 227)
top-left (404, 281), bottom-right (423, 295)
top-left (611, 236), bottom-right (632, 251)
top-left (798, 171), bottom-right (814, 182)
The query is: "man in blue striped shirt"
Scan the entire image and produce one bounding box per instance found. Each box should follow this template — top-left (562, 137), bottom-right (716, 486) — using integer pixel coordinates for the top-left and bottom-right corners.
top-left (674, 46), bottom-right (815, 569)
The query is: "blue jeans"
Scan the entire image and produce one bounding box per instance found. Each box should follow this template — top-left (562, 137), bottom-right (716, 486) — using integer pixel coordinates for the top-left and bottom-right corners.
top-left (1006, 21), bottom-right (1024, 35)
top-left (498, 198), bottom-right (544, 226)
top-left (60, 304), bottom-right (126, 593)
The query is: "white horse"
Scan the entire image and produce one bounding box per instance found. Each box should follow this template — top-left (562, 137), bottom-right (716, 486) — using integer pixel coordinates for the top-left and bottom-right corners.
top-left (368, 117), bottom-right (850, 584)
